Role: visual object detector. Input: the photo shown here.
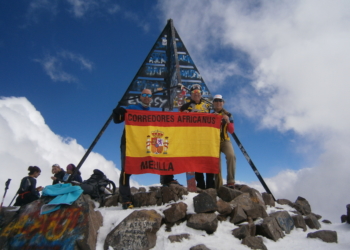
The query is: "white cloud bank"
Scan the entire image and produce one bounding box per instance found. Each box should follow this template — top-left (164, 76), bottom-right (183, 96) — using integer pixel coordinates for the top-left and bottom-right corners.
top-left (157, 0), bottom-right (350, 222)
top-left (0, 97), bottom-right (138, 206)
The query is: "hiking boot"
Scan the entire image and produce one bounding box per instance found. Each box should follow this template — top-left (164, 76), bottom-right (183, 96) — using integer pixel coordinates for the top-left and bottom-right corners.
top-left (163, 180), bottom-right (181, 187)
top-left (226, 182), bottom-right (235, 189)
top-left (122, 202), bottom-right (133, 210)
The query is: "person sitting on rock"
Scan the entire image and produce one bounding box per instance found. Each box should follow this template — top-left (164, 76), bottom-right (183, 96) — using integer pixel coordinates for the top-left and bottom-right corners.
top-left (66, 163), bottom-right (83, 183)
top-left (51, 163), bottom-right (66, 185)
top-left (14, 166), bottom-right (43, 206)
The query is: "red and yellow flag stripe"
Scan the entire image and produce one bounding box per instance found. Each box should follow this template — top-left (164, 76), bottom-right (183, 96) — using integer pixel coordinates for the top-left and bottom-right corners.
top-left (124, 110), bottom-right (221, 175)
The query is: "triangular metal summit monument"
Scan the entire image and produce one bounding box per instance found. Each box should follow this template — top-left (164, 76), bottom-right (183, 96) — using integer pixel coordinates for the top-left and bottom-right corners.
top-left (118, 19), bottom-right (212, 110)
top-left (75, 19), bottom-right (213, 172)
top-left (74, 19), bottom-right (275, 200)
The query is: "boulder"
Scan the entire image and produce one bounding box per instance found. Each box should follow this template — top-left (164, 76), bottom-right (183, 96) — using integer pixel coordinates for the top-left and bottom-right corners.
top-left (104, 209), bottom-right (162, 250)
top-left (133, 191), bottom-right (157, 207)
top-left (242, 236), bottom-right (268, 250)
top-left (216, 199), bottom-right (232, 215)
top-left (262, 192), bottom-right (275, 207)
top-left (217, 214), bottom-right (229, 222)
top-left (292, 214), bottom-right (307, 231)
top-left (311, 213), bottom-right (322, 220)
top-left (276, 199), bottom-right (294, 207)
top-left (130, 186), bottom-right (138, 193)
top-left (244, 204), bottom-right (268, 220)
top-left (269, 211), bottom-right (294, 234)
top-left (245, 188), bottom-right (266, 209)
top-left (0, 207), bottom-right (17, 230)
top-left (163, 202), bottom-right (187, 223)
top-left (193, 192), bottom-right (217, 213)
top-left (200, 188), bottom-right (217, 201)
top-left (341, 214), bottom-right (347, 223)
top-left (294, 196), bottom-right (312, 215)
top-left (187, 213), bottom-right (218, 234)
top-left (232, 224), bottom-right (250, 239)
top-left (322, 219), bottom-right (332, 224)
top-left (190, 244), bottom-right (211, 250)
top-left (103, 193), bottom-right (119, 207)
top-left (0, 195), bottom-right (102, 250)
top-left (307, 230), bottom-right (338, 243)
top-left (238, 185), bottom-right (251, 192)
top-left (256, 217), bottom-right (284, 242)
top-left (168, 233), bottom-right (190, 243)
top-left (218, 186), bottom-right (243, 202)
top-left (169, 184), bottom-right (188, 199)
top-left (229, 193), bottom-right (254, 211)
top-left (304, 214), bottom-right (321, 229)
top-left (161, 186), bottom-right (179, 204)
top-left (230, 205), bottom-right (247, 225)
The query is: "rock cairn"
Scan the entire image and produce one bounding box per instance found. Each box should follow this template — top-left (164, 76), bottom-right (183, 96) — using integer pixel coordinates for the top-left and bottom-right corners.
top-left (103, 184), bottom-right (339, 250)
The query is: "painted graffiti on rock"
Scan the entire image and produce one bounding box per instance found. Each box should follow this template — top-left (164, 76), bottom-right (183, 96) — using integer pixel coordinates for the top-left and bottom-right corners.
top-left (1, 207), bottom-right (87, 249)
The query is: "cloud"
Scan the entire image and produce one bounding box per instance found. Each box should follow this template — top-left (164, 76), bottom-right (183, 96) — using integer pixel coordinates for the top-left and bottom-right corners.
top-left (24, 0), bottom-right (59, 25)
top-left (25, 0), bottom-right (120, 19)
top-left (0, 97), bottom-right (138, 206)
top-left (123, 11), bottom-right (150, 32)
top-left (58, 50), bottom-right (94, 71)
top-left (34, 50), bottom-right (93, 83)
top-left (157, 0), bottom-right (350, 221)
top-left (25, 0), bottom-right (150, 31)
top-left (107, 4), bottom-right (120, 14)
top-left (66, 0), bottom-right (98, 18)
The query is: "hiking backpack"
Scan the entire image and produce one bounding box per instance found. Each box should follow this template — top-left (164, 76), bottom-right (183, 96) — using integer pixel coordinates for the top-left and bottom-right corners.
top-left (80, 169), bottom-right (116, 202)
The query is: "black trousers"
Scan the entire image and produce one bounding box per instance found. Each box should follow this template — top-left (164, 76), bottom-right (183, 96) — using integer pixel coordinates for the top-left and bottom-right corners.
top-left (14, 192), bottom-right (39, 206)
top-left (119, 144), bottom-right (131, 203)
top-left (195, 173), bottom-right (215, 189)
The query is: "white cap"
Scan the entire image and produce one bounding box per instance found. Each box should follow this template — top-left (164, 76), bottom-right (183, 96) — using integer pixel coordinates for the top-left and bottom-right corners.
top-left (213, 94), bottom-right (223, 100)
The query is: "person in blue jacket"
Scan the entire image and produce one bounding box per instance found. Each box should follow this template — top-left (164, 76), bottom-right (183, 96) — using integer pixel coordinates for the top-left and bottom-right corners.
top-left (14, 166), bottom-right (43, 206)
top-left (113, 89), bottom-right (153, 209)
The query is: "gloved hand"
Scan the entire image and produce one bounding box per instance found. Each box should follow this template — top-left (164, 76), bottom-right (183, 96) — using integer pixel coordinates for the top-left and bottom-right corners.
top-left (113, 107), bottom-right (127, 116)
top-left (113, 107), bottom-right (127, 123)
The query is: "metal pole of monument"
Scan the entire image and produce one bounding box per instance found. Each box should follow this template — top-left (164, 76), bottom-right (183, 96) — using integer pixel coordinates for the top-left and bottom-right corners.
top-left (231, 132), bottom-right (276, 201)
top-left (160, 19), bottom-right (183, 185)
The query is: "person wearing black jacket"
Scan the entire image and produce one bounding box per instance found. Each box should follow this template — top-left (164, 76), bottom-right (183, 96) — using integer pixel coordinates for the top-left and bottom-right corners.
top-left (51, 163), bottom-right (66, 185)
top-left (113, 89), bottom-right (154, 209)
top-left (66, 163), bottom-right (83, 183)
top-left (14, 166), bottom-right (43, 206)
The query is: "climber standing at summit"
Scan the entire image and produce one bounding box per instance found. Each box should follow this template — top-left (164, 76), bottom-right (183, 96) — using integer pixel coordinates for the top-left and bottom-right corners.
top-left (212, 94), bottom-right (236, 189)
top-left (113, 89), bottom-right (180, 209)
top-left (180, 84), bottom-right (214, 189)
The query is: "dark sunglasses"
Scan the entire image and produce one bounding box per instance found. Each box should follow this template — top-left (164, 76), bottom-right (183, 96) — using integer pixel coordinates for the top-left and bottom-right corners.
top-left (141, 93), bottom-right (152, 98)
top-left (213, 99), bottom-right (223, 102)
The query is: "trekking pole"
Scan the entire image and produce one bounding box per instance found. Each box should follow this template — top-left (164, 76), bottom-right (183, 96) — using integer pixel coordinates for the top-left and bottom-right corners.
top-left (0, 179), bottom-right (11, 213)
top-left (231, 133), bottom-right (276, 201)
top-left (8, 193), bottom-right (17, 207)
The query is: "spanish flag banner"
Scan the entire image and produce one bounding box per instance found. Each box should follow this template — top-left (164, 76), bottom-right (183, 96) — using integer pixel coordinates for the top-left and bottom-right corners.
top-left (124, 110), bottom-right (222, 175)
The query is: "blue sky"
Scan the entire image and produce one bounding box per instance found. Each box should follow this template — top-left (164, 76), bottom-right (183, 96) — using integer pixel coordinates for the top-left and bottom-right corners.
top-left (1, 0), bottom-right (350, 221)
